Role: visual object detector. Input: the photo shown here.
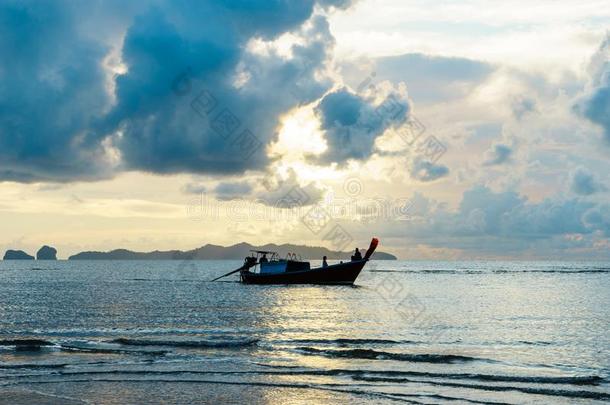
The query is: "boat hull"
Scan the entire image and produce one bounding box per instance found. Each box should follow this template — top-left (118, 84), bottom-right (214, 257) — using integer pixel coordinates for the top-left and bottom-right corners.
top-left (240, 260), bottom-right (367, 285)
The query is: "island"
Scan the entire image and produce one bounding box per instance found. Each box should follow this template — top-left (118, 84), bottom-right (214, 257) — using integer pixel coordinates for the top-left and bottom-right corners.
top-left (36, 245), bottom-right (58, 260)
top-left (3, 250), bottom-right (35, 260)
top-left (69, 242), bottom-right (397, 260)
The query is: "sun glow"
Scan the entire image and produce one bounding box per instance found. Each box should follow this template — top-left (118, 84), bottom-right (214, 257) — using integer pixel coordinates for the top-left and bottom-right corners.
top-left (271, 106), bottom-right (327, 158)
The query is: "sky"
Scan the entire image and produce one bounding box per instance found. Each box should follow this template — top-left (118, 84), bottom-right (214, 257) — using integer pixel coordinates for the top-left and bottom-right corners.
top-left (1, 0), bottom-right (610, 259)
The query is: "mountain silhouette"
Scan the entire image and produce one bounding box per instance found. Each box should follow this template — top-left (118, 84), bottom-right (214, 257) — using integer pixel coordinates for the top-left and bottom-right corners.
top-left (68, 242), bottom-right (396, 260)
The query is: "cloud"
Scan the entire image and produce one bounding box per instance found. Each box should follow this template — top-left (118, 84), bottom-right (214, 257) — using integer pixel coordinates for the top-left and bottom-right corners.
top-left (372, 53), bottom-right (494, 103)
top-left (483, 143), bottom-right (513, 165)
top-left (214, 181), bottom-right (253, 201)
top-left (410, 159), bottom-right (449, 182)
top-left (105, 6), bottom-right (340, 176)
top-left (0, 1), bottom-right (115, 182)
top-left (582, 85), bottom-right (610, 141)
top-left (407, 191), bottom-right (431, 217)
top-left (511, 97), bottom-right (537, 119)
top-left (256, 169), bottom-right (326, 207)
top-left (0, 0), bottom-right (354, 183)
top-left (314, 87), bottom-right (410, 164)
top-left (181, 182), bottom-right (207, 195)
top-left (579, 35), bottom-right (610, 142)
top-left (331, 184), bottom-right (610, 258)
top-left (583, 204), bottom-right (610, 236)
top-left (398, 186), bottom-right (604, 253)
top-left (570, 167), bottom-right (606, 196)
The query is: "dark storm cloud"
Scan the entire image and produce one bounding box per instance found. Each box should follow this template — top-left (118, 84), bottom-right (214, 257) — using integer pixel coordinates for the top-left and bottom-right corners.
top-left (100, 2), bottom-right (344, 175)
top-left (0, 0), bottom-right (352, 182)
top-left (0, 0), bottom-right (113, 182)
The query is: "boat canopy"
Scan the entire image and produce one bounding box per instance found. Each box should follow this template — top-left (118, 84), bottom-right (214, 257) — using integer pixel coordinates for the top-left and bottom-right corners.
top-left (249, 249), bottom-right (277, 254)
top-left (249, 250), bottom-right (279, 261)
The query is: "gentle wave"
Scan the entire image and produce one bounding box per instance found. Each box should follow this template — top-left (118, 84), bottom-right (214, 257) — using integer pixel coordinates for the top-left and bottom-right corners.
top-left (370, 269), bottom-right (610, 274)
top-left (42, 368), bottom-right (610, 386)
top-left (347, 369), bottom-right (604, 386)
top-left (354, 376), bottom-right (610, 400)
top-left (493, 269), bottom-right (610, 274)
top-left (2, 327), bottom-right (261, 337)
top-left (295, 347), bottom-right (483, 363)
top-left (1, 376), bottom-right (474, 405)
top-left (8, 368), bottom-right (605, 401)
top-left (517, 340), bottom-right (552, 346)
top-left (3, 364), bottom-right (602, 387)
top-left (284, 338), bottom-right (411, 345)
top-left (0, 339), bottom-right (55, 347)
top-left (110, 337), bottom-right (259, 348)
top-left (0, 363), bottom-right (68, 370)
top-left (0, 338), bottom-right (167, 355)
top-left (60, 342), bottom-right (167, 356)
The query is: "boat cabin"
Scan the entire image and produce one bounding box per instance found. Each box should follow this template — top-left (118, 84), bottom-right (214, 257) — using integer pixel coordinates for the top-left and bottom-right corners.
top-left (247, 250), bottom-right (310, 274)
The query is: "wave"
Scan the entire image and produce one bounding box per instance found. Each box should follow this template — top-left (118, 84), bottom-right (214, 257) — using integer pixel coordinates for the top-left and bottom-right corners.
top-left (517, 340), bottom-right (552, 346)
top-left (354, 376), bottom-right (610, 400)
top-left (44, 367), bottom-right (607, 386)
top-left (302, 366), bottom-right (604, 386)
top-left (6, 364), bottom-right (602, 388)
top-left (2, 327), bottom-right (262, 338)
top-left (126, 279), bottom-right (202, 283)
top-left (0, 338), bottom-right (168, 355)
top-left (371, 268), bottom-right (610, 274)
top-left (295, 347), bottom-right (482, 364)
top-left (0, 339), bottom-right (56, 352)
top-left (4, 377), bottom-right (449, 405)
top-left (109, 337), bottom-right (258, 348)
top-left (59, 342), bottom-right (167, 356)
top-left (249, 364), bottom-right (604, 386)
top-left (370, 269), bottom-right (470, 274)
top-left (493, 269), bottom-right (610, 274)
top-left (0, 339), bottom-right (54, 347)
top-left (0, 363), bottom-right (68, 370)
top-left (10, 369), bottom-right (605, 402)
top-left (284, 338), bottom-right (412, 345)
top-left (348, 370), bottom-right (604, 386)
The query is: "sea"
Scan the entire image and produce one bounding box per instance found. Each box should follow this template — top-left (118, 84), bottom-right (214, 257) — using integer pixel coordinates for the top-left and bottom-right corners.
top-left (0, 260), bottom-right (608, 404)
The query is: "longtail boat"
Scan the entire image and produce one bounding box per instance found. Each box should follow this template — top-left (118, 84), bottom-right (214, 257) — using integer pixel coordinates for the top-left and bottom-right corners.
top-left (211, 238), bottom-right (378, 285)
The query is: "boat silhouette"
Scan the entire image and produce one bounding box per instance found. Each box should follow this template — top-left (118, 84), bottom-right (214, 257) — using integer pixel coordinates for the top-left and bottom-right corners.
top-left (235, 238), bottom-right (379, 285)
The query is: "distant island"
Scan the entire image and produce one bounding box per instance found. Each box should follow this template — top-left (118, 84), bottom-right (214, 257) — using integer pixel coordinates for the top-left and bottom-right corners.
top-left (68, 242), bottom-right (397, 260)
top-left (3, 250), bottom-right (35, 260)
top-left (3, 245), bottom-right (58, 261)
top-left (36, 245), bottom-right (58, 260)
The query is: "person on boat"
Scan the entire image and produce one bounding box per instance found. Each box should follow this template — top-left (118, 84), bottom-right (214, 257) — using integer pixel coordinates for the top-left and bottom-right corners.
top-left (322, 256), bottom-right (328, 268)
top-left (351, 248), bottom-right (362, 261)
top-left (259, 254), bottom-right (268, 264)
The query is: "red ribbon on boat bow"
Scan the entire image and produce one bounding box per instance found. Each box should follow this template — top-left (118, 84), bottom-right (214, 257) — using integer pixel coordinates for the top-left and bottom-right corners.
top-left (364, 238), bottom-right (379, 260)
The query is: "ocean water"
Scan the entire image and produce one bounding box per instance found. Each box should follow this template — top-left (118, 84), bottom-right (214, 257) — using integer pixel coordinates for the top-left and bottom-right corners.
top-left (0, 260), bottom-right (609, 404)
